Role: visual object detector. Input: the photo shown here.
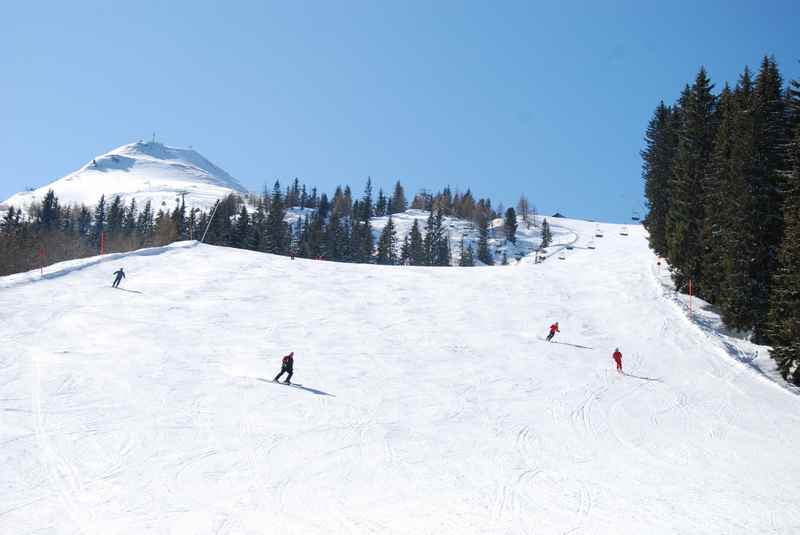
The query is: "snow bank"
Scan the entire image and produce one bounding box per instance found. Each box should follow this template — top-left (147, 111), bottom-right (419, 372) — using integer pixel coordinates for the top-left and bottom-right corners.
top-left (0, 241), bottom-right (198, 290)
top-left (650, 255), bottom-right (800, 396)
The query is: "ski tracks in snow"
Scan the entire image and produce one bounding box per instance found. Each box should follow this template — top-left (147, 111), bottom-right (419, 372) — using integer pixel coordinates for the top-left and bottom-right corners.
top-left (5, 219), bottom-right (800, 534)
top-left (569, 383), bottom-right (608, 448)
top-left (30, 351), bottom-right (98, 534)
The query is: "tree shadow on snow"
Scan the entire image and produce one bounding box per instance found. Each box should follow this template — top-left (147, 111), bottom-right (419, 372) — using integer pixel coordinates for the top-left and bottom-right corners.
top-left (257, 378), bottom-right (336, 397)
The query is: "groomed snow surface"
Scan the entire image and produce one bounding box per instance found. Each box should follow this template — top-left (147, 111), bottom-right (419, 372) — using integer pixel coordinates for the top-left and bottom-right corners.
top-left (2, 218), bottom-right (799, 534)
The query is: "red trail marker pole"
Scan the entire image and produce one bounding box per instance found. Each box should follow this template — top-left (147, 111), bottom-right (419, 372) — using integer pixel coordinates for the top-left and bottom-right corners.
top-left (37, 246), bottom-right (46, 277)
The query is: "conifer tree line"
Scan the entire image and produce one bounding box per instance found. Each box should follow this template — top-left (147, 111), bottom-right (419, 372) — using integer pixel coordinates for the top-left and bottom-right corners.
top-left (1, 192), bottom-right (180, 276)
top-left (0, 177), bottom-right (532, 276)
top-left (642, 55), bottom-right (800, 384)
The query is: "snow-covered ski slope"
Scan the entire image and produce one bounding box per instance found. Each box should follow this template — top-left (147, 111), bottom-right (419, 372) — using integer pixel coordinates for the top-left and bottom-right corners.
top-left (2, 141), bottom-right (246, 213)
top-left (2, 218), bottom-right (799, 535)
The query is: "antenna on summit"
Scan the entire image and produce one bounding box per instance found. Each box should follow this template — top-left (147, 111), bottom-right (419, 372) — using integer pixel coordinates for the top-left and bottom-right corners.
top-left (152, 132), bottom-right (156, 144)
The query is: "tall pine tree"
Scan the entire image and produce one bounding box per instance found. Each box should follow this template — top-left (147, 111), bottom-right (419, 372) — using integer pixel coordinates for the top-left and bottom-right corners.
top-left (265, 181), bottom-right (288, 254)
top-left (642, 101), bottom-right (678, 257)
top-left (107, 195), bottom-right (124, 238)
top-left (376, 216), bottom-right (398, 265)
top-left (700, 85), bottom-right (735, 305)
top-left (665, 67), bottom-right (717, 293)
top-left (92, 194), bottom-right (106, 246)
top-left (123, 198), bottom-right (138, 236)
top-left (767, 104), bottom-right (800, 383)
top-left (390, 181), bottom-right (407, 214)
top-left (541, 218), bottom-right (552, 248)
top-left (748, 56), bottom-right (787, 341)
top-left (38, 190), bottom-right (60, 231)
top-left (477, 216), bottom-right (493, 265)
top-left (458, 237), bottom-right (475, 266)
top-left (407, 219), bottom-right (425, 265)
top-left (233, 205), bottom-right (250, 247)
top-left (504, 207), bottom-right (517, 243)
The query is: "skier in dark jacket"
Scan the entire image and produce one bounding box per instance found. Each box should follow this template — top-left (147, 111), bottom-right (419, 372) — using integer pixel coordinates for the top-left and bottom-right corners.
top-left (274, 352), bottom-right (295, 384)
top-left (546, 322), bottom-right (560, 342)
top-left (112, 268), bottom-right (126, 288)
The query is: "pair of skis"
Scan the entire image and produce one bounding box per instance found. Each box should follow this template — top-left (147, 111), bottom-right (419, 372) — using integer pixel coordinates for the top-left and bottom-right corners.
top-left (272, 380), bottom-right (302, 387)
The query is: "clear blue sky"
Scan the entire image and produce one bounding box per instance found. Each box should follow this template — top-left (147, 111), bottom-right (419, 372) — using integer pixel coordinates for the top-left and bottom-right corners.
top-left (1, 1), bottom-right (797, 222)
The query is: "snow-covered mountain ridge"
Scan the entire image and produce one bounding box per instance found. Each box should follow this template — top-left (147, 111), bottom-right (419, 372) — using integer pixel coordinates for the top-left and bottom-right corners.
top-left (1, 141), bottom-right (246, 212)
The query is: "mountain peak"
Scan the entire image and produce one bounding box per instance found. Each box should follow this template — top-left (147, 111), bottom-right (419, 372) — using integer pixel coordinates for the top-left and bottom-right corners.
top-left (3, 141), bottom-right (247, 211)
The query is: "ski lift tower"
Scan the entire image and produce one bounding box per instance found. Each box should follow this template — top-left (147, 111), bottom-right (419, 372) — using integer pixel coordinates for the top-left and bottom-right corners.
top-left (175, 190), bottom-right (189, 208)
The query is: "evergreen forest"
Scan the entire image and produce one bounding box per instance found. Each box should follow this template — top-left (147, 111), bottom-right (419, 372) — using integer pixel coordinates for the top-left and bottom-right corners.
top-left (642, 56), bottom-right (800, 384)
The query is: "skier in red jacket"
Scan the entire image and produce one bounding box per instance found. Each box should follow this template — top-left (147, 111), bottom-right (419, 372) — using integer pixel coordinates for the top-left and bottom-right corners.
top-left (274, 352), bottom-right (295, 384)
top-left (546, 322), bottom-right (560, 342)
top-left (613, 348), bottom-right (623, 373)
